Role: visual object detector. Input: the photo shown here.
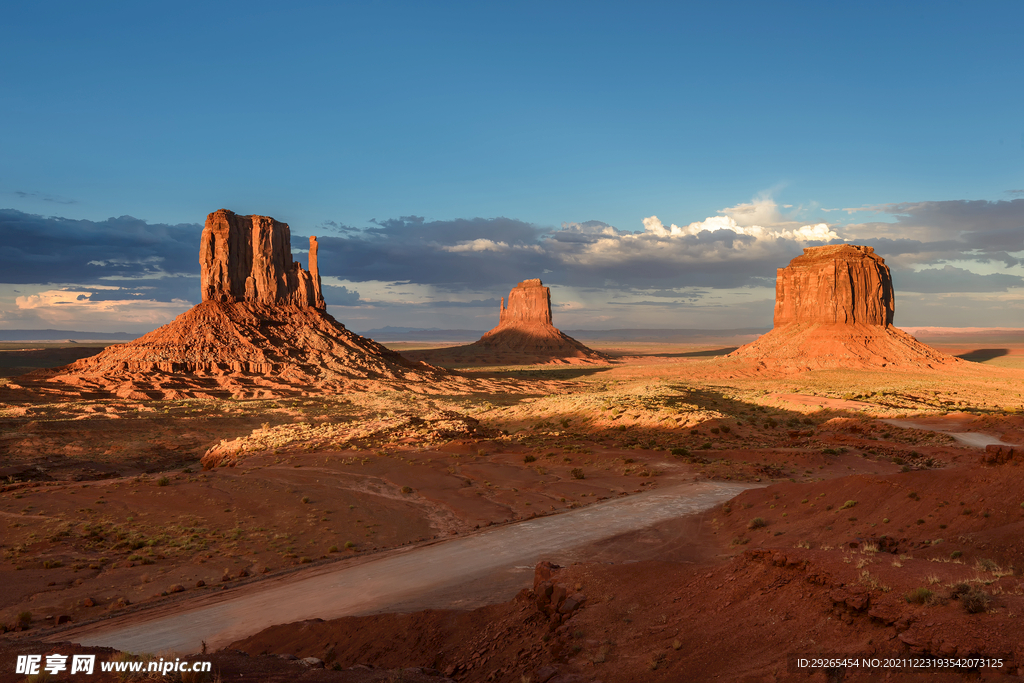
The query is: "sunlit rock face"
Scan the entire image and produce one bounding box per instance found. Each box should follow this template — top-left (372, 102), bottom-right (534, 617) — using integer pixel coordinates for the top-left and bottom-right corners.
top-left (200, 209), bottom-right (324, 309)
top-left (773, 245), bottom-right (894, 327)
top-left (499, 279), bottom-right (553, 326)
top-left (729, 245), bottom-right (957, 372)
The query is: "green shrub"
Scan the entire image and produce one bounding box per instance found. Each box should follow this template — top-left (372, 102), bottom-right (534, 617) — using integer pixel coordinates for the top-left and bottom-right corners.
top-left (157, 476), bottom-right (170, 487)
top-left (905, 587), bottom-right (932, 605)
top-left (524, 454), bottom-right (537, 463)
top-left (571, 468), bottom-right (585, 480)
top-left (748, 517), bottom-right (767, 530)
top-left (840, 500), bottom-right (857, 510)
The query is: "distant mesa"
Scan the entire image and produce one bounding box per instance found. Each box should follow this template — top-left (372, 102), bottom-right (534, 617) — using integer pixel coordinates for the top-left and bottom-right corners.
top-left (3, 210), bottom-right (445, 400)
top-left (731, 244), bottom-right (957, 371)
top-left (405, 279), bottom-right (608, 366)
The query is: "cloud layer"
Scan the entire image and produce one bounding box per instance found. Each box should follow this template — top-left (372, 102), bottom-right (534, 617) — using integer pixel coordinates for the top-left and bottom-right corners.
top-left (1, 195), bottom-right (1021, 331)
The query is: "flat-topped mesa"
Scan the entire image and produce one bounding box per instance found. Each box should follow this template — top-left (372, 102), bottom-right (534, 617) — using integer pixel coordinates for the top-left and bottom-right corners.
top-left (499, 278), bottom-right (552, 326)
top-left (200, 209), bottom-right (324, 309)
top-left (729, 243), bottom-right (958, 372)
top-left (774, 244), bottom-right (894, 327)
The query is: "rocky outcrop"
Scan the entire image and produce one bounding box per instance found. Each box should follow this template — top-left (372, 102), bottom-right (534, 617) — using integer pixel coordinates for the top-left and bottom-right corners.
top-left (405, 279), bottom-right (607, 366)
top-left (731, 245), bottom-right (957, 372)
top-left (200, 209), bottom-right (324, 309)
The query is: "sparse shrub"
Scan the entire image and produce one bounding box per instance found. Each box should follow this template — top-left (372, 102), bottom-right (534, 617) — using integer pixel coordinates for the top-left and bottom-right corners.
top-left (524, 454), bottom-right (537, 463)
top-left (960, 586), bottom-right (991, 614)
top-left (17, 611), bottom-right (31, 627)
top-left (840, 500), bottom-right (857, 510)
top-left (719, 425), bottom-right (731, 434)
top-left (328, 545), bottom-right (339, 553)
top-left (916, 519), bottom-right (925, 525)
top-left (301, 496), bottom-right (311, 504)
top-left (905, 587), bottom-right (932, 605)
top-left (748, 517), bottom-right (767, 530)
top-left (157, 477), bottom-right (170, 487)
top-left (344, 541), bottom-right (355, 549)
top-left (950, 550), bottom-right (962, 559)
top-left (571, 468), bottom-right (585, 480)
top-left (977, 558), bottom-right (998, 572)
top-left (42, 560), bottom-right (63, 569)
top-left (401, 486), bottom-right (413, 494)
top-left (700, 441), bottom-right (712, 450)
top-left (710, 427), bottom-right (720, 435)
top-left (763, 418), bottom-right (777, 429)
top-left (908, 491), bottom-right (920, 500)
top-left (821, 448), bottom-right (840, 455)
top-left (690, 429), bottom-right (699, 435)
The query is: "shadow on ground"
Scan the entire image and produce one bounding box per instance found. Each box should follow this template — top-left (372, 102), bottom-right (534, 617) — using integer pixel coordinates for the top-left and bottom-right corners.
top-left (957, 348), bottom-right (1009, 363)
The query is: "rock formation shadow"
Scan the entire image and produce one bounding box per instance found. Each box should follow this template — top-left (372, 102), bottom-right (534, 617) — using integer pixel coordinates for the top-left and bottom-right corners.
top-left (956, 348), bottom-right (1009, 363)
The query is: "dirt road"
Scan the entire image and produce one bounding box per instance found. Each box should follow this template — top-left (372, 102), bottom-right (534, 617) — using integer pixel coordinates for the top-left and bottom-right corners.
top-left (56, 481), bottom-right (751, 655)
top-left (881, 418), bottom-right (1019, 448)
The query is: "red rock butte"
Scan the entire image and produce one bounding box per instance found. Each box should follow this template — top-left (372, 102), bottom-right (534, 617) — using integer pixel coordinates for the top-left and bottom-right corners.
top-left (201, 209), bottom-right (325, 309)
top-left (406, 279), bottom-right (607, 366)
top-left (731, 244), bottom-right (957, 371)
top-left (3, 210), bottom-right (448, 400)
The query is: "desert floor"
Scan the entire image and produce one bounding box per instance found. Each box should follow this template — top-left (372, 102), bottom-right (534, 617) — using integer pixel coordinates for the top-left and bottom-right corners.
top-left (1, 330), bottom-right (1023, 682)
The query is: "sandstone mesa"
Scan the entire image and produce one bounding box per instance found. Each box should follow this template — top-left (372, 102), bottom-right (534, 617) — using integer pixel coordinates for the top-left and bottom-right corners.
top-left (732, 244), bottom-right (957, 371)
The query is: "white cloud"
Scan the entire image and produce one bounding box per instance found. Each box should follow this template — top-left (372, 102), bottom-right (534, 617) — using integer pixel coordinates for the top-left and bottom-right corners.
top-left (639, 195), bottom-right (839, 242)
top-left (442, 239), bottom-right (543, 253)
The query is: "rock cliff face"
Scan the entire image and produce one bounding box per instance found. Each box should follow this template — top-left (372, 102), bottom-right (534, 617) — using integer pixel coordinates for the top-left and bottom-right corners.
top-left (500, 279), bottom-right (552, 326)
top-left (773, 245), bottom-right (893, 326)
top-left (200, 209), bottom-right (324, 309)
top-left (731, 245), bottom-right (955, 372)
top-left (405, 279), bottom-right (606, 366)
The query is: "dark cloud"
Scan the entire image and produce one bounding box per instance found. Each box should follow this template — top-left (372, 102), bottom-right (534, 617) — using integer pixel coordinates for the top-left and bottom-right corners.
top-left (848, 200), bottom-right (1024, 267)
top-left (322, 284), bottom-right (362, 306)
top-left (314, 216), bottom-right (555, 290)
top-left (892, 265), bottom-right (1024, 293)
top-left (13, 190), bottom-right (77, 205)
top-left (0, 210), bottom-right (202, 300)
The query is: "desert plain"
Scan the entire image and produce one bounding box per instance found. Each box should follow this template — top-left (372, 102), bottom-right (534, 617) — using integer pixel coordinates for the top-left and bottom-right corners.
top-left (2, 325), bottom-right (1024, 682)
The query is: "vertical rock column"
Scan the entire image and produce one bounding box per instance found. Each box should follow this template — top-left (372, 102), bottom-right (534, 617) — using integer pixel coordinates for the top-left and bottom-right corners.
top-left (200, 209), bottom-right (324, 309)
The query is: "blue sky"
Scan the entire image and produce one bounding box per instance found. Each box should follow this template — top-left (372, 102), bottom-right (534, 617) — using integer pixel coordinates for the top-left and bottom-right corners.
top-left (2, 2), bottom-right (1022, 332)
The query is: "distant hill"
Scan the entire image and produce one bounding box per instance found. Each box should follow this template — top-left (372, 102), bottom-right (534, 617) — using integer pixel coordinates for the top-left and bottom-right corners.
top-left (565, 328), bottom-right (769, 341)
top-left (357, 327), bottom-right (769, 343)
top-left (0, 329), bottom-right (138, 341)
